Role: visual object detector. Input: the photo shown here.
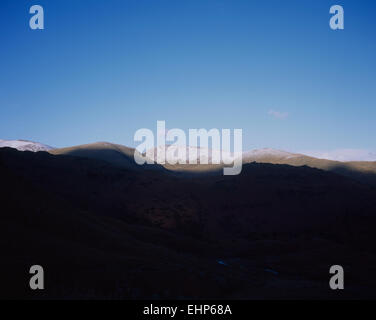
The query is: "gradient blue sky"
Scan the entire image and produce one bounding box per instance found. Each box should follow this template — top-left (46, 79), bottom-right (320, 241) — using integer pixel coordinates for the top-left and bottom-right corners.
top-left (1, 0), bottom-right (375, 155)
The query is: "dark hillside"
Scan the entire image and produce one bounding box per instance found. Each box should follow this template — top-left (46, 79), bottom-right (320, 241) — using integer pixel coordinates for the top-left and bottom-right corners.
top-left (1, 148), bottom-right (376, 299)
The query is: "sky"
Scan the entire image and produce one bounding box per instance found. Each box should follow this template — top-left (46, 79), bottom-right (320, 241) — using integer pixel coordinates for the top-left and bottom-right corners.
top-left (1, 0), bottom-right (375, 159)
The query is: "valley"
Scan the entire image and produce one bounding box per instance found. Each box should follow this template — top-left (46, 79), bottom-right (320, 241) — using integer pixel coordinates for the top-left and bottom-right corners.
top-left (1, 146), bottom-right (376, 299)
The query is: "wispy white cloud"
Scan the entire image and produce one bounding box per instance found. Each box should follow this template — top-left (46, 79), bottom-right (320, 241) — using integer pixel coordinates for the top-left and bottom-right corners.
top-left (268, 109), bottom-right (288, 119)
top-left (299, 149), bottom-right (376, 162)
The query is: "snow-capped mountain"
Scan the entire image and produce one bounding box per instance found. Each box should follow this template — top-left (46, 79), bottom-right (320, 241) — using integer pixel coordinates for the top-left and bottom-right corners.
top-left (145, 145), bottom-right (237, 164)
top-left (144, 146), bottom-right (302, 165)
top-left (242, 148), bottom-right (300, 161)
top-left (0, 139), bottom-right (54, 152)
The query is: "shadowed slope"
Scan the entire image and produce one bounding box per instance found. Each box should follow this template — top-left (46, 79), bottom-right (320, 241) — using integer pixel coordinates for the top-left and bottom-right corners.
top-left (2, 148), bottom-right (376, 299)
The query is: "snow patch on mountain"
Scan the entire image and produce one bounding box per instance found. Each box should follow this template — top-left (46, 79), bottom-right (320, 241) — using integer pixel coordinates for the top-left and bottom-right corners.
top-left (145, 145), bottom-right (236, 164)
top-left (0, 139), bottom-right (54, 152)
top-left (243, 148), bottom-right (300, 161)
top-left (143, 146), bottom-right (302, 164)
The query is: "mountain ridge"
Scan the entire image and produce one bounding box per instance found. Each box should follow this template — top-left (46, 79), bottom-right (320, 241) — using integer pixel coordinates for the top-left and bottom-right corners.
top-left (2, 139), bottom-right (376, 185)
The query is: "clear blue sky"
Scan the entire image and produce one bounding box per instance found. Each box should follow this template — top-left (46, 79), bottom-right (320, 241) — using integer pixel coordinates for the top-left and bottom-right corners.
top-left (1, 0), bottom-right (375, 153)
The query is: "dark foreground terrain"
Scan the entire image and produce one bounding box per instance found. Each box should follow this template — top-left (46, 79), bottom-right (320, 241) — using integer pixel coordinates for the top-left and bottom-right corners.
top-left (1, 147), bottom-right (376, 299)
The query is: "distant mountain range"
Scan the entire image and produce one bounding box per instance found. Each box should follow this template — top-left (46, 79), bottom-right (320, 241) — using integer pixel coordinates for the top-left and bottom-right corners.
top-left (2, 139), bottom-right (375, 185)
